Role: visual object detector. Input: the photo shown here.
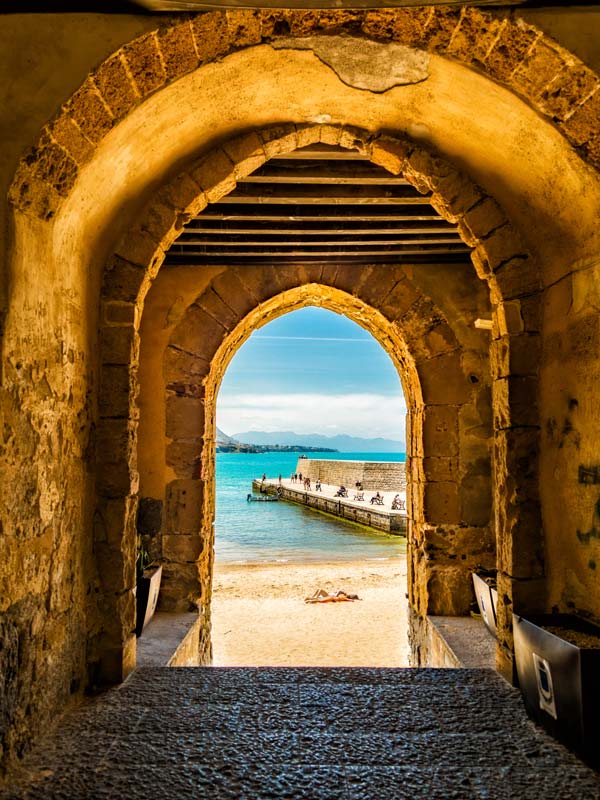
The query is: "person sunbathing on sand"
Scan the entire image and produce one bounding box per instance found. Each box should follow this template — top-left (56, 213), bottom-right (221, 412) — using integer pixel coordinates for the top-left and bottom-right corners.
top-left (304, 589), bottom-right (361, 603)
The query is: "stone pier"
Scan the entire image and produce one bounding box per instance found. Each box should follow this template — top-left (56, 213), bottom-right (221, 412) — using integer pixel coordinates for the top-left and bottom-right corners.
top-left (252, 478), bottom-right (407, 535)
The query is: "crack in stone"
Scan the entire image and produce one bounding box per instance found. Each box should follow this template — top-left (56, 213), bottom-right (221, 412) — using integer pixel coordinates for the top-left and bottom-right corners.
top-left (270, 36), bottom-right (430, 93)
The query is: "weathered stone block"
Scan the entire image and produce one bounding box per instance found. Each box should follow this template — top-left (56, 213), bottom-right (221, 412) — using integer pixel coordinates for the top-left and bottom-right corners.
top-left (423, 405), bottom-right (459, 457)
top-left (447, 8), bottom-right (504, 65)
top-left (158, 21), bottom-right (199, 81)
top-left (164, 346), bottom-right (210, 384)
top-left (319, 124), bottom-right (342, 146)
top-left (259, 125), bottom-right (298, 158)
top-left (0, 616), bottom-right (19, 738)
top-left (158, 172), bottom-right (204, 215)
top-left (378, 278), bottom-right (420, 322)
top-left (96, 418), bottom-right (136, 497)
top-left (561, 87), bottom-right (600, 147)
top-left (170, 303), bottom-right (227, 358)
top-left (370, 136), bottom-right (410, 176)
top-left (538, 63), bottom-right (598, 122)
top-left (197, 287), bottom-right (239, 332)
top-left (459, 198), bottom-right (506, 244)
top-left (484, 19), bottom-right (539, 81)
top-left (64, 78), bottom-right (114, 145)
top-left (460, 473), bottom-right (492, 527)
top-left (165, 479), bottom-right (204, 534)
top-left (493, 375), bottom-right (539, 429)
top-left (163, 534), bottom-right (203, 562)
top-left (419, 352), bottom-right (471, 405)
top-left (510, 39), bottom-right (566, 98)
top-left (115, 229), bottom-right (162, 271)
top-left (166, 439), bottom-right (203, 480)
top-left (159, 562), bottom-right (202, 611)
top-left (211, 269), bottom-right (258, 320)
top-left (226, 10), bottom-right (262, 47)
top-left (99, 364), bottom-right (131, 418)
top-left (423, 456), bottom-right (458, 483)
top-left (491, 333), bottom-right (540, 378)
top-left (102, 257), bottom-right (146, 304)
top-left (94, 52), bottom-right (139, 119)
top-left (433, 170), bottom-right (483, 219)
top-left (494, 299), bottom-right (525, 336)
top-left (496, 500), bottom-right (544, 579)
top-left (100, 325), bottom-right (139, 364)
top-left (422, 7), bottom-right (462, 51)
top-left (50, 116), bottom-right (94, 165)
top-left (222, 132), bottom-right (266, 180)
top-left (424, 481), bottom-right (460, 524)
top-left (190, 149), bottom-right (236, 203)
top-left (493, 258), bottom-right (540, 302)
top-left (166, 396), bottom-right (205, 440)
top-left (137, 497), bottom-right (163, 535)
top-left (191, 12), bottom-right (231, 64)
top-left (362, 7), bottom-right (431, 48)
top-left (426, 565), bottom-right (473, 615)
top-left (295, 125), bottom-right (321, 150)
top-left (123, 32), bottom-right (166, 98)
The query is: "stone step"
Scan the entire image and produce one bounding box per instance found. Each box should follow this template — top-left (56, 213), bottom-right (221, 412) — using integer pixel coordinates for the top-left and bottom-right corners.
top-left (3, 668), bottom-right (600, 799)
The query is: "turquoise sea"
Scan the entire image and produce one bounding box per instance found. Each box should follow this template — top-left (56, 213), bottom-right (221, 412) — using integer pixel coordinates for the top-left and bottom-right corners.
top-left (215, 451), bottom-right (407, 564)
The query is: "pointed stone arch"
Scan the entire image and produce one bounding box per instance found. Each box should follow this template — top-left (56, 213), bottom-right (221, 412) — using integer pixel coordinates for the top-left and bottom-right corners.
top-left (92, 124), bottom-right (541, 679)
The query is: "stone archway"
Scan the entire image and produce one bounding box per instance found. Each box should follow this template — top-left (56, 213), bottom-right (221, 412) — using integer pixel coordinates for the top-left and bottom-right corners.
top-left (154, 273), bottom-right (494, 666)
top-left (4, 11), bottom-right (600, 771)
top-left (93, 124), bottom-right (542, 682)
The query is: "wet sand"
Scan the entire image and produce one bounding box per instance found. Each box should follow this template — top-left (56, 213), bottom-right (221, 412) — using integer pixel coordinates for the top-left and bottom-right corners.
top-left (211, 558), bottom-right (409, 667)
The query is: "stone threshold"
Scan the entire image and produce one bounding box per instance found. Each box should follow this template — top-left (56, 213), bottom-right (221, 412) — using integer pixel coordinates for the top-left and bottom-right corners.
top-left (425, 614), bottom-right (497, 669)
top-left (136, 611), bottom-right (203, 668)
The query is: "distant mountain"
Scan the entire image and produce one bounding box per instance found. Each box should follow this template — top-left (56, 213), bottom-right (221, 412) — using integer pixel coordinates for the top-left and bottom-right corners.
top-left (216, 427), bottom-right (238, 445)
top-left (232, 430), bottom-right (405, 453)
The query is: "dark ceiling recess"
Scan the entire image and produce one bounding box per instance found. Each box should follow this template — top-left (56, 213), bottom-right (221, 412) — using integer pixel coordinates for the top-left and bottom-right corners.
top-left (165, 145), bottom-right (470, 266)
top-left (164, 144), bottom-right (472, 268)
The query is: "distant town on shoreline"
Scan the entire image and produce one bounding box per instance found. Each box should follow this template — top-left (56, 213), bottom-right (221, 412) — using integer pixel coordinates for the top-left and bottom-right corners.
top-left (216, 428), bottom-right (405, 454)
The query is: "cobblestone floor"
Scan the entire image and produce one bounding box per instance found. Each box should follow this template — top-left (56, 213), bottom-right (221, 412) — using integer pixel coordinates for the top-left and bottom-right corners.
top-left (2, 667), bottom-right (600, 799)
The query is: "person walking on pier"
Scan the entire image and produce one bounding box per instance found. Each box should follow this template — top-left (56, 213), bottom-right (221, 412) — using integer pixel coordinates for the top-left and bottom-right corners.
top-left (315, 479), bottom-right (322, 491)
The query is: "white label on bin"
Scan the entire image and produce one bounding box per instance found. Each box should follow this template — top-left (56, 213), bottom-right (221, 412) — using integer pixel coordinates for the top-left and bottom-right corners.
top-left (533, 652), bottom-right (557, 720)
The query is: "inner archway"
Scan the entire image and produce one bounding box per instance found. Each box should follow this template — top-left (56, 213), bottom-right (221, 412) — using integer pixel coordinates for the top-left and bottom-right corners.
top-left (212, 305), bottom-right (408, 666)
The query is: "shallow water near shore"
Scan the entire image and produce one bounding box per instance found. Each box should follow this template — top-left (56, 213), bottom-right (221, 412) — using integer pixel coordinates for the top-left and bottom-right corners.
top-left (215, 451), bottom-right (406, 564)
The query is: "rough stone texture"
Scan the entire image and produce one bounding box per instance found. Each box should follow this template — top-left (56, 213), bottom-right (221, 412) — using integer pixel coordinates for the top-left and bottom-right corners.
top-left (300, 459), bottom-right (406, 492)
top-left (5, 8), bottom-right (600, 777)
top-left (3, 667), bottom-right (600, 800)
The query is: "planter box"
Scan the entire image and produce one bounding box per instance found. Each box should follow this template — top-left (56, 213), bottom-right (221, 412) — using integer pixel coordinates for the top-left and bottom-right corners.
top-left (472, 573), bottom-right (497, 637)
top-left (136, 565), bottom-right (162, 637)
top-left (513, 612), bottom-right (600, 763)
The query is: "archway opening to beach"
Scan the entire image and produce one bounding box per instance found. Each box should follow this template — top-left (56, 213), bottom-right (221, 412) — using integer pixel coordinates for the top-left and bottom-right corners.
top-left (212, 305), bottom-right (409, 667)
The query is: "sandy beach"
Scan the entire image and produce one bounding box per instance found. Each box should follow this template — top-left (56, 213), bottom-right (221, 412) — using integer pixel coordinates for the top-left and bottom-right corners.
top-left (211, 558), bottom-right (409, 667)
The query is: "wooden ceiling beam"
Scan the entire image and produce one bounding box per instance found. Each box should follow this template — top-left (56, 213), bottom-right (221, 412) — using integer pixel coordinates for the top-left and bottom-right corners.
top-left (195, 212), bottom-right (445, 221)
top-left (175, 237), bottom-right (464, 246)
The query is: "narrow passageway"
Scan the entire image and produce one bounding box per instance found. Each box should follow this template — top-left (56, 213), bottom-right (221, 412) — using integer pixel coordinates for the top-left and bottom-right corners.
top-left (3, 668), bottom-right (599, 800)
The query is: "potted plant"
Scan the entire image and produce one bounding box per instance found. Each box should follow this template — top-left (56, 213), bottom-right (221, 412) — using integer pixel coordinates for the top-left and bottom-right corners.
top-left (513, 612), bottom-right (600, 765)
top-left (135, 535), bottom-right (162, 637)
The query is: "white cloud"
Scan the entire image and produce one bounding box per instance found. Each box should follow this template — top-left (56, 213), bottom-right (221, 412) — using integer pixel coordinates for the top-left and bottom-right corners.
top-left (217, 392), bottom-right (406, 441)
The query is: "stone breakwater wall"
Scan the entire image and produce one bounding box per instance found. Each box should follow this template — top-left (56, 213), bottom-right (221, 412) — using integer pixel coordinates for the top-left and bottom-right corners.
top-left (296, 459), bottom-right (406, 492)
top-left (253, 481), bottom-right (407, 535)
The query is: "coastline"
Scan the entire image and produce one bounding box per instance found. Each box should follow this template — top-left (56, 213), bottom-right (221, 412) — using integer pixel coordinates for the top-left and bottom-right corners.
top-left (211, 558), bottom-right (409, 667)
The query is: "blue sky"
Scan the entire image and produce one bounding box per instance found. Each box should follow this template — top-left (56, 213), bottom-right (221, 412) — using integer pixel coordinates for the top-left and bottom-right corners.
top-left (217, 307), bottom-right (406, 442)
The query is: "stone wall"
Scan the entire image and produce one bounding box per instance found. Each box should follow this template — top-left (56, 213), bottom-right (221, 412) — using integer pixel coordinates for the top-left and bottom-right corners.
top-left (297, 459), bottom-right (407, 492)
top-left (2, 6), bottom-right (600, 777)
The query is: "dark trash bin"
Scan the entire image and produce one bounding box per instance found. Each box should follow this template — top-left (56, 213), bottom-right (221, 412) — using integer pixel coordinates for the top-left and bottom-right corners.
top-left (513, 612), bottom-right (600, 764)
